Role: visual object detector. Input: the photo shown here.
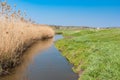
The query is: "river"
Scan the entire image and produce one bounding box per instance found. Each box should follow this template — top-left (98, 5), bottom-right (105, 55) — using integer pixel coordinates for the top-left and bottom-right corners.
top-left (0, 35), bottom-right (78, 80)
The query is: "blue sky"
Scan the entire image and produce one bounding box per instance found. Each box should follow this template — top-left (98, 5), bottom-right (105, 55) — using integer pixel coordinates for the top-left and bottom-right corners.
top-left (8, 0), bottom-right (120, 27)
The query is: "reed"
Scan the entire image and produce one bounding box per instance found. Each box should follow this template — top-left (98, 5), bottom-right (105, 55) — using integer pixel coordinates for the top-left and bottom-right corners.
top-left (0, 1), bottom-right (54, 75)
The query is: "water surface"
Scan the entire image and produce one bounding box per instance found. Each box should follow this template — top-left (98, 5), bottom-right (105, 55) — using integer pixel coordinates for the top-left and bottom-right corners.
top-left (0, 35), bottom-right (78, 80)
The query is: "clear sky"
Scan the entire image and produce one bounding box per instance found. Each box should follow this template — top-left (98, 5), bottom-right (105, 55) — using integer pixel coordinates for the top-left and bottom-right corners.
top-left (8, 0), bottom-right (120, 27)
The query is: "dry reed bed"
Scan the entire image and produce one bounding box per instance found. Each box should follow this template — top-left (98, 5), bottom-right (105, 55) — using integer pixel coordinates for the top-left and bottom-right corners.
top-left (0, 20), bottom-right (54, 75)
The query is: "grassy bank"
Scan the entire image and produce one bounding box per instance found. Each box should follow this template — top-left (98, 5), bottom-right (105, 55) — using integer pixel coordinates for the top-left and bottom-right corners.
top-left (0, 1), bottom-right (54, 75)
top-left (55, 29), bottom-right (120, 80)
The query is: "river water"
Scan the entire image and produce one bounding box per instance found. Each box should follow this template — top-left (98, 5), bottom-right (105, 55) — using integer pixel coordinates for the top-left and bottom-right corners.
top-left (0, 35), bottom-right (78, 80)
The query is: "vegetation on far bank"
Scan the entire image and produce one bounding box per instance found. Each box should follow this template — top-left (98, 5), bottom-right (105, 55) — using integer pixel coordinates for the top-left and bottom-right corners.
top-left (0, 1), bottom-right (54, 75)
top-left (55, 28), bottom-right (120, 80)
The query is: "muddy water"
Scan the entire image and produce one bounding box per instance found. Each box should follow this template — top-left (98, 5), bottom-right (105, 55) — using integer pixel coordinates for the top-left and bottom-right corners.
top-left (0, 35), bottom-right (78, 80)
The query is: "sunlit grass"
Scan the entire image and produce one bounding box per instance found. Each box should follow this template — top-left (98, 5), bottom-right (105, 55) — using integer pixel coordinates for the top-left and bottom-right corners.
top-left (55, 28), bottom-right (120, 80)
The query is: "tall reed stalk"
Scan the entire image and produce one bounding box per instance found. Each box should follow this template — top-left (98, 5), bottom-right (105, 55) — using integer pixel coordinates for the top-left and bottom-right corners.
top-left (0, 1), bottom-right (54, 75)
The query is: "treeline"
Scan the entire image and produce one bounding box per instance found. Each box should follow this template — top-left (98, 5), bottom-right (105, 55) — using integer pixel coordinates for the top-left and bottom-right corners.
top-left (49, 25), bottom-right (120, 30)
top-left (49, 25), bottom-right (92, 30)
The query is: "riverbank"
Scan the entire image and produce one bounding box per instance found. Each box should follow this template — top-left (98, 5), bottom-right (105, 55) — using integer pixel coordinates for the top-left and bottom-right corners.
top-left (0, 21), bottom-right (54, 75)
top-left (0, 1), bottom-right (54, 75)
top-left (55, 28), bottom-right (120, 80)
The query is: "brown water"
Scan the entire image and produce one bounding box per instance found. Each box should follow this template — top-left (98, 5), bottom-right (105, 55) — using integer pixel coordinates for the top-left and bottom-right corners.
top-left (0, 35), bottom-right (78, 80)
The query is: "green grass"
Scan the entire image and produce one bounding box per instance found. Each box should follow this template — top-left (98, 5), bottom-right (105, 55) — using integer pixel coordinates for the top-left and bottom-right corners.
top-left (55, 28), bottom-right (120, 80)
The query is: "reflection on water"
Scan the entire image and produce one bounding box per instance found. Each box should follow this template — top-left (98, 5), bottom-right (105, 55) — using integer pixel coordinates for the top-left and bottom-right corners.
top-left (0, 39), bottom-right (53, 80)
top-left (54, 35), bottom-right (63, 41)
top-left (0, 35), bottom-right (78, 80)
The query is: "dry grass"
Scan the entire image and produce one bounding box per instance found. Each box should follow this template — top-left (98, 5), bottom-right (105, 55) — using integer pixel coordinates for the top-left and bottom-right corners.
top-left (0, 19), bottom-right (54, 74)
top-left (0, 1), bottom-right (54, 75)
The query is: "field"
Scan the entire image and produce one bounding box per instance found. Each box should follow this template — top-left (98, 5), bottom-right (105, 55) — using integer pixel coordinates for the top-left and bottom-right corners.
top-left (55, 28), bottom-right (120, 80)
